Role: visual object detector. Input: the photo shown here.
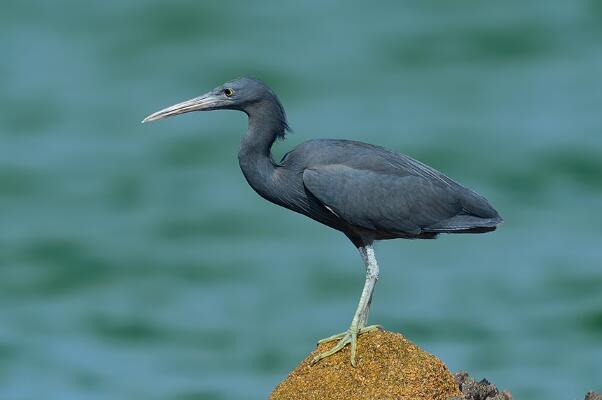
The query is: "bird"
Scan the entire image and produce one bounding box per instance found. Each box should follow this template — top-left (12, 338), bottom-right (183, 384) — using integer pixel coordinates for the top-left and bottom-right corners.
top-left (142, 77), bottom-right (502, 367)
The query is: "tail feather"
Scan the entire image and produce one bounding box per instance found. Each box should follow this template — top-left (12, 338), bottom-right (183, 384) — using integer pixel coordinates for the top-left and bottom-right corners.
top-left (423, 214), bottom-right (503, 233)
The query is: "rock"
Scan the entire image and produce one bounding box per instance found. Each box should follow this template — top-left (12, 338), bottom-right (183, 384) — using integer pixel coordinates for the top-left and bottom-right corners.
top-left (450, 371), bottom-right (512, 400)
top-left (270, 329), bottom-right (598, 399)
top-left (270, 329), bottom-right (461, 400)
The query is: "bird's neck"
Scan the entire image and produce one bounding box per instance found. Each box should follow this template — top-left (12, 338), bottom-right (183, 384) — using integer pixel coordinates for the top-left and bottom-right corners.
top-left (237, 104), bottom-right (283, 195)
top-left (239, 116), bottom-right (278, 161)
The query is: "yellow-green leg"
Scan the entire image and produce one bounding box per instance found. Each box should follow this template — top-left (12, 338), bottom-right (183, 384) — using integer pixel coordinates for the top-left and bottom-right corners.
top-left (311, 244), bottom-right (381, 367)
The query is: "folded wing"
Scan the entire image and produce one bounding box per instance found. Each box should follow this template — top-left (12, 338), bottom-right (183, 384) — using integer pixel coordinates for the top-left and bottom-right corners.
top-left (303, 163), bottom-right (501, 236)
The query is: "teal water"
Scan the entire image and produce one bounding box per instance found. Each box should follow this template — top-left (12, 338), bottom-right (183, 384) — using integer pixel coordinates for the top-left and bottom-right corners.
top-left (1, 1), bottom-right (601, 399)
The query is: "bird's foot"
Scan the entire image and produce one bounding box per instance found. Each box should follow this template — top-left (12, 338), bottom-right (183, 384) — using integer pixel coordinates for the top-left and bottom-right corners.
top-left (311, 324), bottom-right (382, 367)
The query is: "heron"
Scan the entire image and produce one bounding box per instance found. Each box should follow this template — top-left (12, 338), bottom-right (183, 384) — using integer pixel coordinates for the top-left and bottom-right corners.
top-left (142, 77), bottom-right (502, 366)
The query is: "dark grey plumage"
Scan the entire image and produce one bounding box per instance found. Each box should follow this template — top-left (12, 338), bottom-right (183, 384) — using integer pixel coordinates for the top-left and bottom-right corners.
top-left (274, 139), bottom-right (501, 246)
top-left (215, 77), bottom-right (502, 247)
top-left (143, 77), bottom-right (502, 366)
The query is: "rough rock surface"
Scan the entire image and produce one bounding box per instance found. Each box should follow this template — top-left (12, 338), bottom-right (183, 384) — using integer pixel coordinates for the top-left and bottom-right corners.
top-left (270, 329), bottom-right (461, 400)
top-left (270, 329), bottom-right (600, 400)
top-left (451, 371), bottom-right (600, 400)
top-left (451, 371), bottom-right (512, 400)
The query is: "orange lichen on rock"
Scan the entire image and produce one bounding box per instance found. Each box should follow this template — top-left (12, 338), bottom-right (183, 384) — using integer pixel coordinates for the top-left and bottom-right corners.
top-left (270, 329), bottom-right (462, 400)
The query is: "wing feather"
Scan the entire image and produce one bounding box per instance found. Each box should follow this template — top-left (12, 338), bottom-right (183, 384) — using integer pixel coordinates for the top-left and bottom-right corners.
top-left (303, 164), bottom-right (462, 235)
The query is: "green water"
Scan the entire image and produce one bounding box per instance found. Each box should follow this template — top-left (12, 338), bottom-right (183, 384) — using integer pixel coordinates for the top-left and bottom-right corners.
top-left (1, 1), bottom-right (601, 399)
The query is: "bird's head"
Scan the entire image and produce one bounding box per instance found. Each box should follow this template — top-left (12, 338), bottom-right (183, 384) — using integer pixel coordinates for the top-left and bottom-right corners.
top-left (142, 77), bottom-right (290, 138)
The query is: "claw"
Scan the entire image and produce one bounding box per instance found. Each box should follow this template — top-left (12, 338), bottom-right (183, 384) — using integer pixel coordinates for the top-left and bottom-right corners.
top-left (311, 324), bottom-right (383, 366)
top-left (311, 331), bottom-right (353, 365)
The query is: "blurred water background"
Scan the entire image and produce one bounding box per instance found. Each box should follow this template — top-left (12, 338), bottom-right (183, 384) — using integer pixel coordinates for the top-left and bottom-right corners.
top-left (1, 1), bottom-right (601, 399)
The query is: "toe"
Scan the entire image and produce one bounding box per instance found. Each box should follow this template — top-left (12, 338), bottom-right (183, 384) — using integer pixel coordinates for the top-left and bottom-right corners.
top-left (350, 332), bottom-right (358, 367)
top-left (360, 324), bottom-right (382, 334)
top-left (317, 331), bottom-right (347, 344)
top-left (311, 332), bottom-right (353, 365)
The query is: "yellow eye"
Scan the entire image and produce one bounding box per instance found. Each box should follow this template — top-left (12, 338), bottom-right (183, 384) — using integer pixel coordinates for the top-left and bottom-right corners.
top-left (224, 88), bottom-right (234, 97)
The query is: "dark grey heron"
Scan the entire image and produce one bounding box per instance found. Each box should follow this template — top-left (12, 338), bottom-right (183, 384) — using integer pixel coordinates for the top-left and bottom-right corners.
top-left (142, 77), bottom-right (502, 366)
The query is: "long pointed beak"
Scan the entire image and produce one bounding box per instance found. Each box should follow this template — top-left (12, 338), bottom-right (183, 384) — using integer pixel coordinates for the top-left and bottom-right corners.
top-left (142, 92), bottom-right (220, 123)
